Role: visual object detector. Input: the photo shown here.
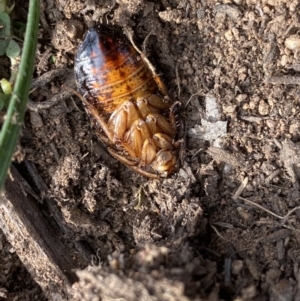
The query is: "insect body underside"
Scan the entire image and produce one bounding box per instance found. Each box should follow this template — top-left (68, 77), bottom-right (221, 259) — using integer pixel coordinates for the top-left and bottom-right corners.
top-left (74, 26), bottom-right (178, 178)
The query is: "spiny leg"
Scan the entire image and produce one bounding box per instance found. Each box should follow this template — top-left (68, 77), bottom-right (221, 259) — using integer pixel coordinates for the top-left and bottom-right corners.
top-left (107, 147), bottom-right (159, 179)
top-left (123, 27), bottom-right (169, 97)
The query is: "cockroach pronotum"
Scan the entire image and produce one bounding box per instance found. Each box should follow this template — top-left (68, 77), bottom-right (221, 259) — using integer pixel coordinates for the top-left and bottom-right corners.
top-left (74, 26), bottom-right (180, 179)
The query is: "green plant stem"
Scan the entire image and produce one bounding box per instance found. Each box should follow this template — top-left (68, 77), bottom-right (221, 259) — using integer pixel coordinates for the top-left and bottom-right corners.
top-left (0, 0), bottom-right (40, 189)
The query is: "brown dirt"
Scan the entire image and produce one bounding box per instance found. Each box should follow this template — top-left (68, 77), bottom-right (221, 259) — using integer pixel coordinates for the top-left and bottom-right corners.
top-left (0, 230), bottom-right (47, 300)
top-left (4, 0), bottom-right (300, 300)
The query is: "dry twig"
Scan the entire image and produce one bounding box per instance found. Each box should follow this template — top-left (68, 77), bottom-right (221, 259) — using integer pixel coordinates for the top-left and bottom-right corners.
top-left (232, 177), bottom-right (248, 200)
top-left (236, 195), bottom-right (300, 223)
top-left (266, 75), bottom-right (300, 85)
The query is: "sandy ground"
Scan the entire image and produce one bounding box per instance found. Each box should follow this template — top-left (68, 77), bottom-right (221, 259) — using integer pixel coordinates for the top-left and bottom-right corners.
top-left (2, 0), bottom-right (300, 300)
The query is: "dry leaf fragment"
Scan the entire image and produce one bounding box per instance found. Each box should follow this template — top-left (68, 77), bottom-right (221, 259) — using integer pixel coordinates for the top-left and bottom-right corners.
top-left (207, 147), bottom-right (244, 168)
top-left (279, 140), bottom-right (300, 187)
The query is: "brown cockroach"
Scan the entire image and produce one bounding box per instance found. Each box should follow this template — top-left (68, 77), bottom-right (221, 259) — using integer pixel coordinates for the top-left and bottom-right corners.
top-left (74, 25), bottom-right (180, 178)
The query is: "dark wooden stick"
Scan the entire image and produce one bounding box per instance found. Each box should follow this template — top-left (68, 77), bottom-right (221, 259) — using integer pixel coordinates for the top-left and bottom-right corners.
top-left (0, 165), bottom-right (78, 300)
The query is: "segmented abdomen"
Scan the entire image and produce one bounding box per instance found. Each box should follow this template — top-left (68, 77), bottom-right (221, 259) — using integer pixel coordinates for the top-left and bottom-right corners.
top-left (74, 26), bottom-right (177, 177)
top-left (75, 27), bottom-right (157, 113)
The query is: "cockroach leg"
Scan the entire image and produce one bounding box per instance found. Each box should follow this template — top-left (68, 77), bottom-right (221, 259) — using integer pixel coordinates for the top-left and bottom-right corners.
top-left (169, 101), bottom-right (182, 133)
top-left (123, 27), bottom-right (169, 96)
top-left (107, 148), bottom-right (159, 179)
top-left (87, 106), bottom-right (115, 142)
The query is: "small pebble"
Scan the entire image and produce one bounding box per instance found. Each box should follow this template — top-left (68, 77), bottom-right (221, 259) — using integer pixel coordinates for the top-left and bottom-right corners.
top-left (232, 260), bottom-right (244, 275)
top-left (225, 29), bottom-right (234, 41)
top-left (30, 111), bottom-right (44, 128)
top-left (237, 207), bottom-right (252, 220)
top-left (258, 100), bottom-right (270, 116)
top-left (236, 94), bottom-right (247, 103)
top-left (285, 35), bottom-right (300, 51)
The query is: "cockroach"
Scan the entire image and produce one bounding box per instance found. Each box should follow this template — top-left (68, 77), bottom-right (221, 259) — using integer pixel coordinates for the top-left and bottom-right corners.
top-left (74, 25), bottom-right (179, 179)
